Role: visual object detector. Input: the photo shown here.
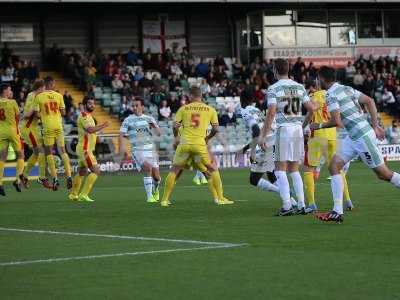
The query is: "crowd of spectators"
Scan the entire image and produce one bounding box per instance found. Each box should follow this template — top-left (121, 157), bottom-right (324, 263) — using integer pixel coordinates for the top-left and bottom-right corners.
top-left (0, 43), bottom-right (39, 106)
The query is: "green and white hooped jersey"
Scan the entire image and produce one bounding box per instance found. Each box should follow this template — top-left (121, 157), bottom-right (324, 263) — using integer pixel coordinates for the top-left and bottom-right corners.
top-left (326, 83), bottom-right (372, 141)
top-left (120, 114), bottom-right (158, 151)
top-left (266, 79), bottom-right (310, 127)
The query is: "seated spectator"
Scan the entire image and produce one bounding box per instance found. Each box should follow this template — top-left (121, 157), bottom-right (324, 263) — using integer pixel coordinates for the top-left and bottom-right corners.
top-left (353, 69), bottom-right (365, 90)
top-left (386, 120), bottom-right (400, 144)
top-left (254, 84), bottom-right (264, 106)
top-left (199, 78), bottom-right (211, 96)
top-left (382, 87), bottom-right (396, 114)
top-left (170, 60), bottom-right (183, 76)
top-left (169, 74), bottom-right (181, 92)
top-left (345, 61), bottom-right (356, 85)
top-left (150, 85), bottom-right (167, 106)
top-left (158, 100), bottom-right (171, 121)
top-left (219, 106), bottom-right (236, 127)
top-left (63, 90), bottom-right (74, 113)
top-left (168, 93), bottom-right (180, 114)
top-left (111, 74), bottom-right (124, 92)
top-left (195, 58), bottom-right (209, 78)
top-left (126, 46), bottom-right (138, 66)
top-left (214, 54), bottom-right (226, 69)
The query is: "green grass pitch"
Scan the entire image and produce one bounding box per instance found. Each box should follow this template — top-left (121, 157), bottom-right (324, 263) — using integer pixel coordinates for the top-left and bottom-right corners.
top-left (1, 162), bottom-right (400, 300)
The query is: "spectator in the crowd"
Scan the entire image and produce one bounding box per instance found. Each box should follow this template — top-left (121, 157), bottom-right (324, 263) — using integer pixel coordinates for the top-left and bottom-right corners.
top-left (63, 90), bottom-right (74, 113)
top-left (150, 85), bottom-right (167, 106)
top-left (111, 74), bottom-right (124, 92)
top-left (200, 78), bottom-right (211, 96)
top-left (169, 73), bottom-right (181, 92)
top-left (158, 100), bottom-right (171, 121)
top-left (386, 120), bottom-right (400, 144)
top-left (353, 69), bottom-right (365, 90)
top-left (254, 84), bottom-right (264, 107)
top-left (219, 106), bottom-right (236, 127)
top-left (126, 46), bottom-right (139, 66)
top-left (292, 57), bottom-right (305, 81)
top-left (345, 61), bottom-right (356, 85)
top-left (382, 87), bottom-right (396, 114)
top-left (195, 58), bottom-right (209, 78)
top-left (168, 93), bottom-right (180, 114)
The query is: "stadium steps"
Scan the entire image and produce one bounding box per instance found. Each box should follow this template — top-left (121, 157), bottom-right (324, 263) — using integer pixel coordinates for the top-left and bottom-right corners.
top-left (40, 71), bottom-right (121, 134)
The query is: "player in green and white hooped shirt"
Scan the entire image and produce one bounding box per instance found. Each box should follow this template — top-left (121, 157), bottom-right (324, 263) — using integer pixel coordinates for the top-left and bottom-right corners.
top-left (259, 59), bottom-right (318, 216)
top-left (119, 98), bottom-right (162, 203)
top-left (311, 66), bottom-right (400, 223)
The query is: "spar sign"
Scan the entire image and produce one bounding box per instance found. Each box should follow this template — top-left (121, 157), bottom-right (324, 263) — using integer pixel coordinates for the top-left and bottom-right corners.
top-left (379, 144), bottom-right (400, 161)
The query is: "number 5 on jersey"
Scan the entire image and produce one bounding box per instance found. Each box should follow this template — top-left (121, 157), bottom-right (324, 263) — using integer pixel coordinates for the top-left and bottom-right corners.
top-left (191, 113), bottom-right (200, 128)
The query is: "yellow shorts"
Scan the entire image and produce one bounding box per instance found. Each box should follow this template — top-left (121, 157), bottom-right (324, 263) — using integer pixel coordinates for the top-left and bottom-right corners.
top-left (0, 132), bottom-right (23, 152)
top-left (43, 129), bottom-right (65, 147)
top-left (21, 127), bottom-right (43, 148)
top-left (306, 137), bottom-right (336, 167)
top-left (77, 150), bottom-right (97, 169)
top-left (173, 144), bottom-right (211, 172)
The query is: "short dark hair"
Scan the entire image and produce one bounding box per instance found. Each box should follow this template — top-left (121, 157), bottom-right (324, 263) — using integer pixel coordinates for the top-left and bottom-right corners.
top-left (82, 96), bottom-right (95, 107)
top-left (133, 96), bottom-right (145, 106)
top-left (318, 66), bottom-right (336, 83)
top-left (190, 86), bottom-right (202, 98)
top-left (44, 76), bottom-right (54, 87)
top-left (305, 79), bottom-right (317, 90)
top-left (274, 58), bottom-right (289, 75)
top-left (0, 83), bottom-right (11, 94)
top-left (32, 79), bottom-right (45, 91)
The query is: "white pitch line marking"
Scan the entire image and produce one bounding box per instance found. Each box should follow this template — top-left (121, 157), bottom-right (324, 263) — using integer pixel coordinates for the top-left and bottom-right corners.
top-left (0, 244), bottom-right (245, 267)
top-left (0, 227), bottom-right (244, 247)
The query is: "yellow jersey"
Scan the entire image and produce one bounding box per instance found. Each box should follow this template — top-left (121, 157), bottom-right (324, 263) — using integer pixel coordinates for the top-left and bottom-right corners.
top-left (20, 92), bottom-right (40, 130)
top-left (310, 90), bottom-right (336, 140)
top-left (175, 101), bottom-right (218, 145)
top-left (0, 98), bottom-right (20, 135)
top-left (34, 90), bottom-right (65, 131)
top-left (77, 111), bottom-right (96, 153)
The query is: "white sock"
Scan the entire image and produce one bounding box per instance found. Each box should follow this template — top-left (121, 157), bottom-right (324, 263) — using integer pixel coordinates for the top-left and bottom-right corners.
top-left (331, 174), bottom-right (343, 214)
top-left (257, 178), bottom-right (279, 193)
top-left (275, 171), bottom-right (292, 210)
top-left (153, 178), bottom-right (161, 192)
top-left (290, 172), bottom-right (305, 209)
top-left (290, 197), bottom-right (298, 207)
top-left (197, 171), bottom-right (206, 180)
top-left (390, 172), bottom-right (400, 188)
top-left (144, 177), bottom-right (153, 199)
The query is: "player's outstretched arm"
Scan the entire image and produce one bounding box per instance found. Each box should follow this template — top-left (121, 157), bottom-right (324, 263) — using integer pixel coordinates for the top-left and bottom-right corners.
top-left (358, 94), bottom-right (385, 140)
top-left (85, 122), bottom-right (109, 134)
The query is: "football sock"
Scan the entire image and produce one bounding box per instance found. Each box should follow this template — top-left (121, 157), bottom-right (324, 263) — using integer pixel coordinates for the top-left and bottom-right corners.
top-left (198, 171), bottom-right (206, 181)
top-left (23, 154), bottom-right (38, 177)
top-left (153, 178), bottom-right (161, 192)
top-left (0, 161), bottom-right (4, 185)
top-left (304, 171), bottom-right (315, 206)
top-left (16, 158), bottom-right (25, 180)
top-left (71, 174), bottom-right (83, 196)
top-left (144, 176), bottom-right (153, 199)
top-left (257, 178), bottom-right (279, 193)
top-left (61, 153), bottom-right (72, 177)
top-left (275, 171), bottom-right (292, 210)
top-left (81, 173), bottom-right (97, 196)
top-left (331, 174), bottom-right (344, 214)
top-left (211, 170), bottom-right (224, 200)
top-left (290, 171), bottom-right (305, 209)
top-left (390, 172), bottom-right (400, 188)
top-left (207, 177), bottom-right (219, 201)
top-left (161, 172), bottom-right (176, 202)
top-left (46, 155), bottom-right (57, 179)
top-left (341, 171), bottom-right (351, 201)
top-left (38, 153), bottom-right (46, 178)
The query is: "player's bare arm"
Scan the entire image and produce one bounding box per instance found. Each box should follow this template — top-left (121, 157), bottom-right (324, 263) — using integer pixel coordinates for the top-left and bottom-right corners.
top-left (150, 122), bottom-right (161, 136)
top-left (259, 104), bottom-right (276, 147)
top-left (358, 94), bottom-right (385, 140)
top-left (85, 121), bottom-right (109, 134)
top-left (310, 110), bottom-right (342, 130)
top-left (205, 124), bottom-right (218, 144)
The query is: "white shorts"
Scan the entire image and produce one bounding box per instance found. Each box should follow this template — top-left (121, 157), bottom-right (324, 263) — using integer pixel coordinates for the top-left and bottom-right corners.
top-left (250, 147), bottom-right (275, 173)
top-left (337, 131), bottom-right (384, 169)
top-left (132, 150), bottom-right (159, 171)
top-left (275, 125), bottom-right (304, 162)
